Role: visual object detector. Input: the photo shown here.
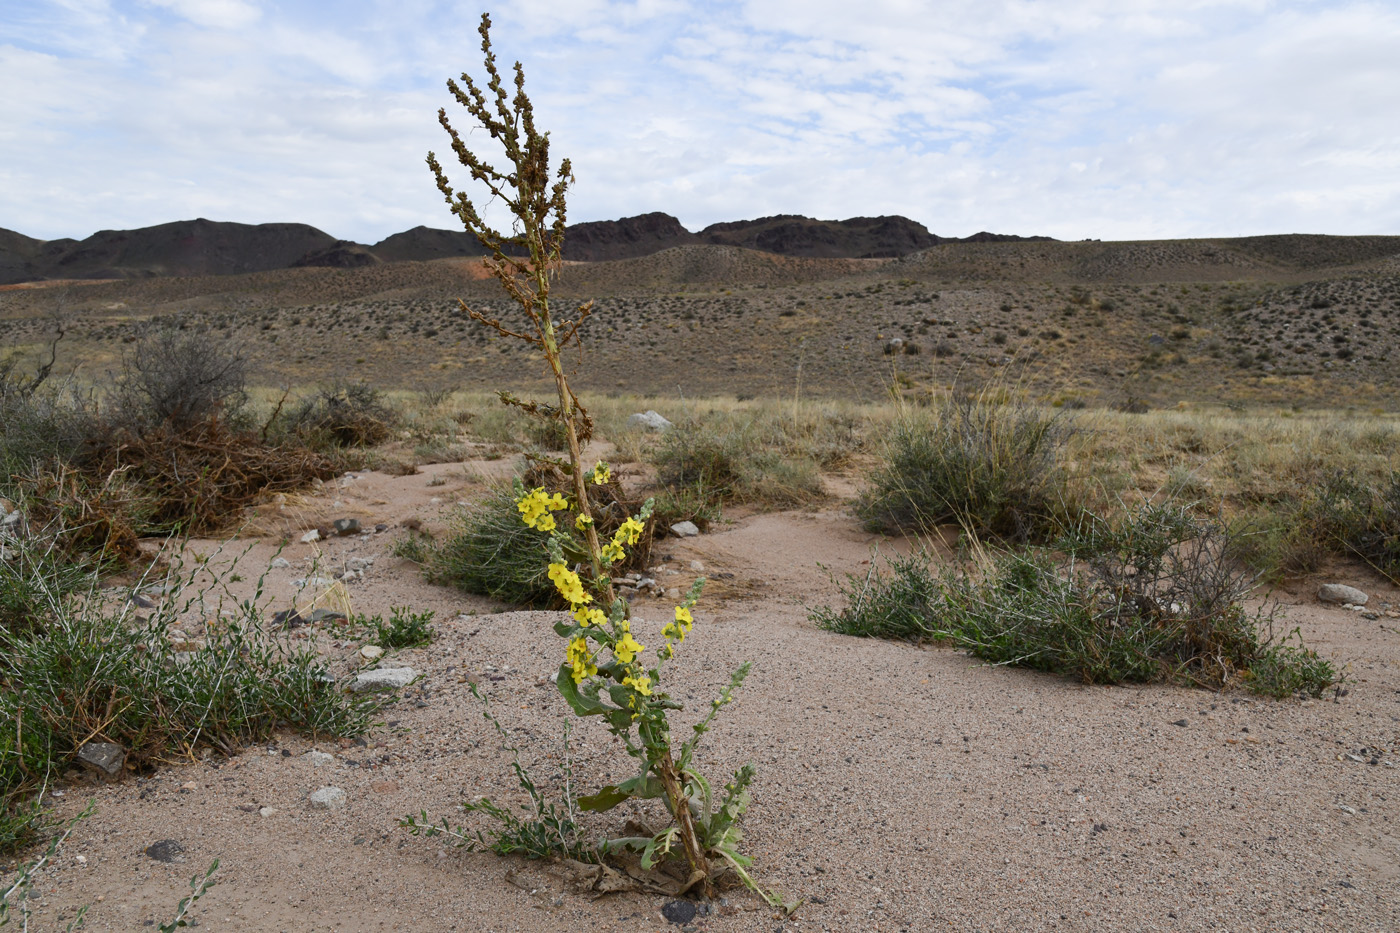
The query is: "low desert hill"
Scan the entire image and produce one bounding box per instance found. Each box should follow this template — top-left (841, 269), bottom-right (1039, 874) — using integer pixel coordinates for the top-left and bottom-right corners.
top-left (1, 232), bottom-right (1397, 410)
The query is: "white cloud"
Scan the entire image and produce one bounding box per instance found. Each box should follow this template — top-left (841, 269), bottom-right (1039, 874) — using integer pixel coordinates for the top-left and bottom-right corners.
top-left (143, 0), bottom-right (261, 30)
top-left (1, 0), bottom-right (1397, 243)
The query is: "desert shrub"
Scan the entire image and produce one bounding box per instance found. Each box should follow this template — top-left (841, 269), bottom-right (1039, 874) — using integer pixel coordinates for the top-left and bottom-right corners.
top-left (96, 416), bottom-right (337, 535)
top-left (110, 322), bottom-right (249, 432)
top-left (809, 548), bottom-right (942, 641)
top-left (426, 488), bottom-right (556, 604)
top-left (0, 379), bottom-right (102, 482)
top-left (523, 415), bottom-right (570, 452)
top-left (428, 468), bottom-right (653, 605)
top-left (813, 504), bottom-right (1337, 697)
top-left (650, 482), bottom-right (723, 531)
top-left (1238, 470), bottom-right (1400, 581)
top-left (282, 381), bottom-right (397, 449)
top-left (650, 416), bottom-right (824, 507)
top-left (358, 606), bottom-right (436, 649)
top-left (858, 394), bottom-right (1071, 539)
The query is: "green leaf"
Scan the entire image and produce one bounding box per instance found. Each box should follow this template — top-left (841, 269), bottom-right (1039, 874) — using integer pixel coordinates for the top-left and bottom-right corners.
top-left (577, 785), bottom-right (630, 812)
top-left (555, 666), bottom-right (607, 716)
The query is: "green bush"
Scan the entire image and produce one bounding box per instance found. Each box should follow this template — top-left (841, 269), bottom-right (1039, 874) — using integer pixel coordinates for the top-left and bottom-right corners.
top-left (858, 394), bottom-right (1071, 539)
top-left (358, 606), bottom-right (436, 649)
top-left (427, 487), bottom-right (557, 605)
top-left (809, 549), bottom-right (942, 642)
top-left (812, 504), bottom-right (1337, 697)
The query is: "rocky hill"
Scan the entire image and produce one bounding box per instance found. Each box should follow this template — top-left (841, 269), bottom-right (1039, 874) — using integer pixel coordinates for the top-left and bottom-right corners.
top-left (0, 213), bottom-right (1049, 284)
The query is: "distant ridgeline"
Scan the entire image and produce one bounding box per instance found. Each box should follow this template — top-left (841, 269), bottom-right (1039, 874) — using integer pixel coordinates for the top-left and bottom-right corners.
top-left (0, 214), bottom-right (1053, 285)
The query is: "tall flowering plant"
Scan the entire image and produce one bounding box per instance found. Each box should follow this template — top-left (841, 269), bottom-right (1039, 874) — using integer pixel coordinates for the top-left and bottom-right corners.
top-left (426, 13), bottom-right (763, 900)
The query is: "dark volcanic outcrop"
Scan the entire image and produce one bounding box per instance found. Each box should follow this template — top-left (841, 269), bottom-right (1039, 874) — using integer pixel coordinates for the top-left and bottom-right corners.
top-left (698, 214), bottom-right (943, 259)
top-left (1, 213), bottom-right (1062, 285)
top-left (370, 226), bottom-right (488, 263)
top-left (0, 219), bottom-right (341, 284)
top-left (563, 212), bottom-right (697, 261)
top-left (292, 240), bottom-right (381, 269)
top-left (0, 228), bottom-right (48, 284)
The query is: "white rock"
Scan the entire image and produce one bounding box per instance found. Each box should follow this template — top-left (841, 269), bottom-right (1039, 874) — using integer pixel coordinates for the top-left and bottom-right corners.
top-left (300, 529), bottom-right (321, 544)
top-left (626, 410), bottom-right (673, 432)
top-left (1319, 584), bottom-right (1369, 606)
top-left (258, 807), bottom-right (279, 817)
top-left (669, 521), bottom-right (700, 537)
top-left (359, 645), bottom-right (385, 662)
top-left (308, 786), bottom-right (346, 810)
top-left (270, 557), bottom-right (291, 569)
top-left (350, 667), bottom-right (418, 693)
top-left (305, 751), bottom-right (335, 767)
top-left (689, 560), bottom-right (705, 572)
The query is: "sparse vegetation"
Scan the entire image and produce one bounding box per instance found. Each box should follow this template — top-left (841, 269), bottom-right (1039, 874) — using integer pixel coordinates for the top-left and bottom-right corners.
top-left (858, 392), bottom-right (1072, 540)
top-left (813, 504), bottom-right (1337, 697)
top-left (0, 536), bottom-right (378, 855)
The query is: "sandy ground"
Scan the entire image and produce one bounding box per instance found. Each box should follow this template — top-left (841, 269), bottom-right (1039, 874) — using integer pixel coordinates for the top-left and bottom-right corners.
top-left (21, 456), bottom-right (1400, 932)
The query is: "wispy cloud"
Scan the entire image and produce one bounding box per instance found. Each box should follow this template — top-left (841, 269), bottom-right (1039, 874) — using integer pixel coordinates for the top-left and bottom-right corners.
top-left (1, 0), bottom-right (1396, 242)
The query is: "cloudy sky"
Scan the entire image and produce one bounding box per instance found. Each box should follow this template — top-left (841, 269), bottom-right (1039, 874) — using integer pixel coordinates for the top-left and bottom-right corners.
top-left (2, 0), bottom-right (1398, 244)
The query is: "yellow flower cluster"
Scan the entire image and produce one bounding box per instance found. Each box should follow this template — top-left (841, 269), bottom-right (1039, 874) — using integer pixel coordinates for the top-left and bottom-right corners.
top-left (613, 631), bottom-right (645, 664)
top-left (517, 487), bottom-right (568, 531)
top-left (591, 462), bottom-right (611, 485)
top-left (567, 636), bottom-right (597, 684)
top-left (548, 562), bottom-right (590, 606)
top-left (662, 605), bottom-right (694, 643)
top-left (600, 516), bottom-right (646, 564)
top-left (622, 671), bottom-right (652, 696)
top-left (572, 605), bottom-right (606, 627)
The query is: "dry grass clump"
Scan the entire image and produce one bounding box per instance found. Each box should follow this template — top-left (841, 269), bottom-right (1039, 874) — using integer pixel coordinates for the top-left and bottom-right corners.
top-left (858, 390), bottom-right (1073, 541)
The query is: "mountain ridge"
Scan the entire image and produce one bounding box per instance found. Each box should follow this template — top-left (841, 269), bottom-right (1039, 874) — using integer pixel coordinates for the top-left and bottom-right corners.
top-left (0, 213), bottom-right (1053, 285)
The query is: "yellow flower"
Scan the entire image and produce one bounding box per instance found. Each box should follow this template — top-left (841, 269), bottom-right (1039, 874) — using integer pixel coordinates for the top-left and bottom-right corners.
top-left (566, 637), bottom-right (597, 684)
top-left (516, 487), bottom-right (569, 530)
top-left (591, 462), bottom-right (611, 485)
top-left (614, 517), bottom-right (645, 546)
top-left (600, 541), bottom-right (625, 564)
top-left (622, 671), bottom-right (652, 696)
top-left (674, 606), bottom-right (693, 629)
top-left (548, 563), bottom-right (590, 606)
top-left (613, 632), bottom-right (645, 664)
top-left (575, 513), bottom-right (594, 531)
top-left (572, 605), bottom-right (606, 627)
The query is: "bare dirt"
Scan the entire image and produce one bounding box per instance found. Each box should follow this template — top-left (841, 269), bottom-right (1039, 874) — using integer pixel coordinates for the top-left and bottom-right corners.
top-left (3, 239), bottom-right (1399, 409)
top-left (25, 452), bottom-right (1400, 932)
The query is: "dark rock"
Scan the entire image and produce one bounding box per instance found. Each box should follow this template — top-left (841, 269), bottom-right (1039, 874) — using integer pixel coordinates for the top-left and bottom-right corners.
top-left (332, 518), bottom-right (361, 536)
top-left (145, 839), bottom-right (185, 863)
top-left (76, 741), bottom-right (126, 778)
top-left (7, 218), bottom-right (340, 283)
top-left (701, 214), bottom-right (942, 259)
top-left (271, 609), bottom-right (307, 628)
top-left (661, 900), bottom-right (697, 925)
top-left (1171, 719), bottom-right (1189, 727)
